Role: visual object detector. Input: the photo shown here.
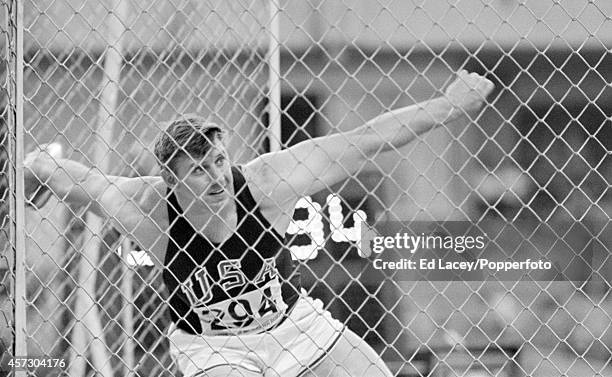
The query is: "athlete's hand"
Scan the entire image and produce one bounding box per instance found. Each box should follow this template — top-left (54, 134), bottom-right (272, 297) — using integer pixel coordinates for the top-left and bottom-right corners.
top-left (445, 70), bottom-right (494, 114)
top-left (24, 143), bottom-right (61, 208)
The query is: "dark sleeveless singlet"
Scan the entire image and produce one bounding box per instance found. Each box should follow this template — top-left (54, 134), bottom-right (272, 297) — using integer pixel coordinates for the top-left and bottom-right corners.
top-left (162, 166), bottom-right (301, 335)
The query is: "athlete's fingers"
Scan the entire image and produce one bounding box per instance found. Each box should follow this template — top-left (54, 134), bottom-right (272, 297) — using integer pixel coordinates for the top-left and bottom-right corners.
top-left (24, 169), bottom-right (52, 209)
top-left (24, 142), bottom-right (62, 209)
top-left (477, 77), bottom-right (495, 97)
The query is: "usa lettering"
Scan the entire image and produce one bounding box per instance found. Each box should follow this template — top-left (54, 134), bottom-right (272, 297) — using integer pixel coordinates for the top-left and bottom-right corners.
top-left (180, 258), bottom-right (278, 306)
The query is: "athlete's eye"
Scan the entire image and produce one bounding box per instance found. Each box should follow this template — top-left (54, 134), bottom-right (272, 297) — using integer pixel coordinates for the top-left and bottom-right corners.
top-left (192, 166), bottom-right (204, 174)
top-left (215, 156), bottom-right (225, 166)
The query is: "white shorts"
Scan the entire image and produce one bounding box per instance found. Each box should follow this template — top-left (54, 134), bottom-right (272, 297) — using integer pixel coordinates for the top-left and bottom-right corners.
top-left (168, 292), bottom-right (345, 377)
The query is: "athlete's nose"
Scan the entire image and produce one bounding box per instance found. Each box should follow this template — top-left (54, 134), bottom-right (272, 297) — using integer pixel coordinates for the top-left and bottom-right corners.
top-left (208, 166), bottom-right (227, 187)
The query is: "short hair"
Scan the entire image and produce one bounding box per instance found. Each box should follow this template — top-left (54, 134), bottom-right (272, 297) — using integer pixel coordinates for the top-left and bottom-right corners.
top-left (154, 115), bottom-right (225, 171)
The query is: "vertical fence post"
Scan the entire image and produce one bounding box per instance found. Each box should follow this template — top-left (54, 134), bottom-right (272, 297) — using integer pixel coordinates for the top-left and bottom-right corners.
top-left (267, 0), bottom-right (282, 152)
top-left (120, 237), bottom-right (135, 375)
top-left (10, 0), bottom-right (27, 376)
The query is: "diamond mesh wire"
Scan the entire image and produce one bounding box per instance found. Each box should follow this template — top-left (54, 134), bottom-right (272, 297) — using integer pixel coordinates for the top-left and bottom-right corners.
top-left (2, 0), bottom-right (612, 376)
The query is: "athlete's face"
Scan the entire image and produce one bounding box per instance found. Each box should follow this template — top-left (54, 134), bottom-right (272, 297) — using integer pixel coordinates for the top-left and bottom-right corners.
top-left (172, 141), bottom-right (232, 209)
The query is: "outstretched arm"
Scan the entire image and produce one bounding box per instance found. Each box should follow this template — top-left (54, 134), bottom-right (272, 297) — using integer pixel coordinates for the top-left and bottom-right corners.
top-left (247, 71), bottom-right (494, 207)
top-left (25, 152), bottom-right (160, 235)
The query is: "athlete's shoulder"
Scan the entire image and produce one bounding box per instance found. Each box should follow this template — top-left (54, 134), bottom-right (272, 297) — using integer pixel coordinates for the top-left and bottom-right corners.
top-left (136, 177), bottom-right (167, 214)
top-left (239, 159), bottom-right (269, 202)
top-left (239, 158), bottom-right (298, 223)
top-left (119, 177), bottom-right (169, 265)
top-left (242, 153), bottom-right (273, 173)
top-left (242, 157), bottom-right (274, 192)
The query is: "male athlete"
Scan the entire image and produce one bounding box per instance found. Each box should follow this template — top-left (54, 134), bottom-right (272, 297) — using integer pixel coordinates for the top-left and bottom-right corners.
top-left (25, 70), bottom-right (494, 377)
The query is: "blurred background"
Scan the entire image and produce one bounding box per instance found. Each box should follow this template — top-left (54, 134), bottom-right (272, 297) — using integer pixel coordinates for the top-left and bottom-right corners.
top-left (1, 0), bottom-right (612, 376)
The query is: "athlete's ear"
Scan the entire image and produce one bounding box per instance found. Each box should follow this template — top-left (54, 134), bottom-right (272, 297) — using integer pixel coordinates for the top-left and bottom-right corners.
top-left (161, 169), bottom-right (177, 186)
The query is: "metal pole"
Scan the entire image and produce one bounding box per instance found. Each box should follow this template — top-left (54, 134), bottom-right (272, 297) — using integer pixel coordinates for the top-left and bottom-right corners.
top-left (120, 238), bottom-right (135, 375)
top-left (68, 0), bottom-right (127, 375)
top-left (13, 0), bottom-right (27, 375)
top-left (268, 0), bottom-right (282, 152)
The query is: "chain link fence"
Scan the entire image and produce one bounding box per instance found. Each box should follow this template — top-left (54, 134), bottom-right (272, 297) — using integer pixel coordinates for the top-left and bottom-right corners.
top-left (1, 0), bottom-right (612, 376)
